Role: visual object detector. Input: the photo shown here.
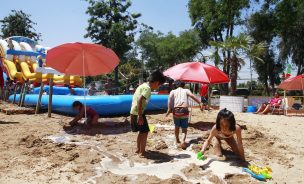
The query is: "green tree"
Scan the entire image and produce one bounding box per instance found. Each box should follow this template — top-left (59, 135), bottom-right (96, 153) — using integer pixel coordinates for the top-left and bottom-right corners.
top-left (188, 0), bottom-right (250, 76)
top-left (274, 0), bottom-right (304, 75)
top-left (84, 0), bottom-right (141, 86)
top-left (247, 10), bottom-right (283, 95)
top-left (0, 10), bottom-right (41, 40)
top-left (137, 29), bottom-right (202, 70)
top-left (210, 34), bottom-right (266, 95)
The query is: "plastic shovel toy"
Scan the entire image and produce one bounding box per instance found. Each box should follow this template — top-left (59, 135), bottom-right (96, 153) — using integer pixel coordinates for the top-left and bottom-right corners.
top-left (197, 152), bottom-right (206, 160)
top-left (149, 124), bottom-right (156, 133)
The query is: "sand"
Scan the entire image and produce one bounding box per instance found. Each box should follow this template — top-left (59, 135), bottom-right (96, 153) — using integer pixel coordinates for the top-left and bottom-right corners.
top-left (0, 102), bottom-right (303, 184)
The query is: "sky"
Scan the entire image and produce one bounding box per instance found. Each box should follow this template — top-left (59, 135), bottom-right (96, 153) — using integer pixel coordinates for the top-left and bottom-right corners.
top-left (0, 0), bottom-right (287, 82)
top-left (0, 0), bottom-right (191, 47)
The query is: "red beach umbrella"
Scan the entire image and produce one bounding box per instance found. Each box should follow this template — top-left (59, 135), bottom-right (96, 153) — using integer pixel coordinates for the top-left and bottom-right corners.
top-left (163, 62), bottom-right (229, 84)
top-left (278, 74), bottom-right (304, 91)
top-left (46, 42), bottom-right (119, 76)
top-left (45, 42), bottom-right (119, 118)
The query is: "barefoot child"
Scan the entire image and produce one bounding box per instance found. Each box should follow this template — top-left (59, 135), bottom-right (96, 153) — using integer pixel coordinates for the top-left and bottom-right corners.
top-left (130, 70), bottom-right (166, 157)
top-left (200, 108), bottom-right (245, 160)
top-left (166, 81), bottom-right (203, 149)
top-left (69, 101), bottom-right (99, 127)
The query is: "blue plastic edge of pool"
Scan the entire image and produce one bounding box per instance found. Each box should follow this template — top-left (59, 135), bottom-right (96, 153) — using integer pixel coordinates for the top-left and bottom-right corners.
top-left (33, 86), bottom-right (87, 95)
top-left (9, 94), bottom-right (168, 116)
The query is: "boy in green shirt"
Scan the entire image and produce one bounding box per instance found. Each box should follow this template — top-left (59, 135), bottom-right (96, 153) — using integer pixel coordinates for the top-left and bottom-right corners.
top-left (130, 70), bottom-right (166, 157)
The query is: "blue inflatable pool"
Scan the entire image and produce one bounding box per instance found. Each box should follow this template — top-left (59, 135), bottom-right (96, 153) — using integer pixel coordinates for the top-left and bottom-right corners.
top-left (33, 86), bottom-right (87, 95)
top-left (9, 94), bottom-right (168, 116)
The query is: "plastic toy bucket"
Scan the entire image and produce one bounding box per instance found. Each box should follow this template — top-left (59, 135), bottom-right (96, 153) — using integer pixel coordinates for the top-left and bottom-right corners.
top-left (247, 106), bottom-right (257, 113)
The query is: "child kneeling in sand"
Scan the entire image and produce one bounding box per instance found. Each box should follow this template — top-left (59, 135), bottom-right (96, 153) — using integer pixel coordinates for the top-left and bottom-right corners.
top-left (200, 108), bottom-right (245, 160)
top-left (130, 70), bottom-right (166, 157)
top-left (69, 101), bottom-right (99, 127)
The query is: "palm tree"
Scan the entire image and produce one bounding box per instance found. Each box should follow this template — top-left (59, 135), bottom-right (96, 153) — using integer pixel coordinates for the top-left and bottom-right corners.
top-left (246, 42), bottom-right (267, 91)
top-left (210, 34), bottom-right (266, 95)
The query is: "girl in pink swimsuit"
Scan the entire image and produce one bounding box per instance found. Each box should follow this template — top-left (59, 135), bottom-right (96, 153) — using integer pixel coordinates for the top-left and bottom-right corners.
top-left (69, 101), bottom-right (99, 127)
top-left (200, 108), bottom-right (245, 160)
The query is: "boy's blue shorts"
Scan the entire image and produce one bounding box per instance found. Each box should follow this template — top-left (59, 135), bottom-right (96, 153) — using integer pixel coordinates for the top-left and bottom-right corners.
top-left (173, 117), bottom-right (189, 128)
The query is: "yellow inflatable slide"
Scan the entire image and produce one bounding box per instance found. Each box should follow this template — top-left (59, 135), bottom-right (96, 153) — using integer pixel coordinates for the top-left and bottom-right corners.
top-left (0, 39), bottom-right (82, 86)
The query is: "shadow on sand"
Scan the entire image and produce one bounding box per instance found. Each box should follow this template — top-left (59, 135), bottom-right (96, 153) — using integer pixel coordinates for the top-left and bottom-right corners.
top-left (63, 118), bottom-right (131, 136)
top-left (200, 150), bottom-right (249, 171)
top-left (189, 121), bottom-right (215, 131)
top-left (145, 151), bottom-right (191, 164)
top-left (189, 121), bottom-right (247, 131)
top-left (0, 121), bottom-right (19, 124)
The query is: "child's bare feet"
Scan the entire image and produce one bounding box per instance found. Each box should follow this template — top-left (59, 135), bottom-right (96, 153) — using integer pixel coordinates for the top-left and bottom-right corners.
top-left (180, 142), bottom-right (187, 150)
top-left (176, 139), bottom-right (181, 144)
top-left (135, 150), bottom-right (140, 154)
top-left (139, 151), bottom-right (147, 158)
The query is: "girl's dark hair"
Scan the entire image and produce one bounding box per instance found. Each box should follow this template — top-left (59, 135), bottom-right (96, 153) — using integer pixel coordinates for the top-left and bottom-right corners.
top-left (72, 101), bottom-right (82, 108)
top-left (216, 108), bottom-right (236, 131)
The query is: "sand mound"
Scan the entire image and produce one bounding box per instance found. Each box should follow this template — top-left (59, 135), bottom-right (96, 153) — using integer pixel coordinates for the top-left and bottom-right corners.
top-left (154, 140), bottom-right (168, 150)
top-left (19, 135), bottom-right (44, 148)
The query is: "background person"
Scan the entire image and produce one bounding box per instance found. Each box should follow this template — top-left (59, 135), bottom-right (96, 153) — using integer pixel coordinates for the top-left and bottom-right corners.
top-left (200, 84), bottom-right (209, 109)
top-left (104, 78), bottom-right (115, 95)
top-left (66, 85), bottom-right (76, 95)
top-left (88, 82), bottom-right (97, 96)
top-left (256, 92), bottom-right (282, 114)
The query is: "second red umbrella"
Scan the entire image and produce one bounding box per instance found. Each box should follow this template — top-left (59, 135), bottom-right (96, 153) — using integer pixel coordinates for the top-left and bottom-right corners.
top-left (163, 61), bottom-right (229, 84)
top-left (278, 74), bottom-right (304, 91)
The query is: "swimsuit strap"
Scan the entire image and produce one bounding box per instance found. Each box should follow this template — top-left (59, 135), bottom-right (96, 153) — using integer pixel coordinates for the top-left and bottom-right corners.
top-left (217, 130), bottom-right (234, 139)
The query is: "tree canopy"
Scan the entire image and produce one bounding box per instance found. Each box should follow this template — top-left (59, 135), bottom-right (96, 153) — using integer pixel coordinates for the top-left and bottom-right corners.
top-left (247, 9), bottom-right (282, 95)
top-left (188, 0), bottom-right (251, 94)
top-left (84, 0), bottom-right (141, 84)
top-left (137, 29), bottom-right (203, 70)
top-left (0, 10), bottom-right (41, 41)
top-left (246, 0), bottom-right (304, 94)
top-left (274, 0), bottom-right (304, 75)
top-left (210, 34), bottom-right (266, 95)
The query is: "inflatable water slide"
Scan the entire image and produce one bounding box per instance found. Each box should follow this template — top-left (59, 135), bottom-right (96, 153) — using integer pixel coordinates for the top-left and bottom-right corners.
top-left (0, 37), bottom-right (82, 85)
top-left (1, 37), bottom-right (168, 116)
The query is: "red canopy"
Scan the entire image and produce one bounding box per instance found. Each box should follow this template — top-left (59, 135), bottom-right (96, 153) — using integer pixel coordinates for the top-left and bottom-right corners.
top-left (163, 62), bottom-right (229, 84)
top-left (278, 74), bottom-right (304, 91)
top-left (46, 42), bottom-right (119, 76)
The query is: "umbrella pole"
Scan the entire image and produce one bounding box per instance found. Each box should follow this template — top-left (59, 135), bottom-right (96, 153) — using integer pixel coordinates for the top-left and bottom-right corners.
top-left (48, 75), bottom-right (54, 118)
top-left (284, 90), bottom-right (286, 115)
top-left (83, 76), bottom-right (87, 121)
top-left (189, 83), bottom-right (197, 124)
top-left (82, 50), bottom-right (87, 121)
top-left (208, 84), bottom-right (211, 110)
